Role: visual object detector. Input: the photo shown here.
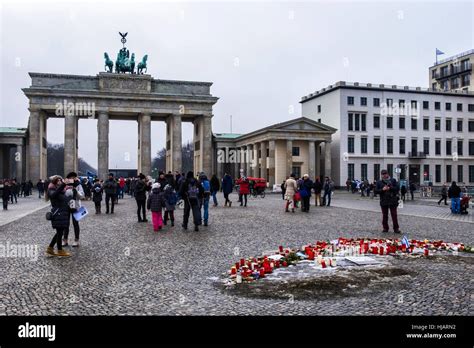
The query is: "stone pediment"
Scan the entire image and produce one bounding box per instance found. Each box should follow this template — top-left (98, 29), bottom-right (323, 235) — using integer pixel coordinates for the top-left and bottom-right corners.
top-left (272, 117), bottom-right (335, 133)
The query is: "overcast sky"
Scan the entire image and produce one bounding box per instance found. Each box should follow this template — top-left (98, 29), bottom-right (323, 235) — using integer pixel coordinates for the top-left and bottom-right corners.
top-left (1, 0), bottom-right (473, 169)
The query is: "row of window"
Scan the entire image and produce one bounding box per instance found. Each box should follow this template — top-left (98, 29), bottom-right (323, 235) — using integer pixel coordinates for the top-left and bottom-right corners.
top-left (347, 163), bottom-right (474, 183)
top-left (347, 137), bottom-right (474, 156)
top-left (348, 113), bottom-right (474, 132)
top-left (344, 96), bottom-right (474, 111)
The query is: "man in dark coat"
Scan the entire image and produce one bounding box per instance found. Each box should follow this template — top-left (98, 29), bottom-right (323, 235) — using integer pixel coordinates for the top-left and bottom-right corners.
top-left (300, 174), bottom-right (313, 212)
top-left (135, 173), bottom-right (150, 222)
top-left (2, 180), bottom-right (11, 210)
top-left (103, 173), bottom-right (117, 214)
top-left (375, 169), bottom-right (401, 233)
top-left (210, 174), bottom-right (220, 207)
top-left (448, 181), bottom-right (462, 214)
top-left (179, 171), bottom-right (204, 231)
top-left (221, 173), bottom-right (233, 207)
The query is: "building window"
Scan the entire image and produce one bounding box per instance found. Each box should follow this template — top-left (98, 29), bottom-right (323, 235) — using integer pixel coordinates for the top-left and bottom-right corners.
top-left (457, 119), bottom-right (463, 132)
top-left (348, 137), bottom-right (355, 153)
top-left (446, 139), bottom-right (452, 156)
top-left (469, 120), bottom-right (474, 132)
top-left (361, 97), bottom-right (367, 106)
top-left (461, 74), bottom-right (470, 87)
top-left (361, 137), bottom-right (368, 154)
top-left (317, 105), bottom-right (321, 113)
top-left (361, 114), bottom-right (366, 131)
top-left (458, 165), bottom-right (463, 183)
top-left (411, 117), bottom-right (418, 130)
top-left (423, 101), bottom-right (429, 109)
top-left (435, 139), bottom-right (441, 155)
top-left (411, 138), bottom-right (418, 154)
top-left (435, 165), bottom-right (441, 183)
top-left (292, 166), bottom-right (301, 179)
top-left (387, 116), bottom-right (393, 129)
top-left (446, 165), bottom-right (452, 182)
top-left (469, 104), bottom-right (474, 112)
top-left (354, 113), bottom-right (360, 131)
top-left (347, 96), bottom-right (354, 105)
top-left (373, 98), bottom-right (380, 107)
top-left (399, 164), bottom-right (407, 180)
top-left (348, 113), bottom-right (353, 131)
top-left (374, 138), bottom-right (380, 154)
top-left (373, 115), bottom-right (380, 128)
top-left (399, 117), bottom-right (405, 129)
top-left (361, 164), bottom-right (368, 181)
top-left (457, 103), bottom-right (463, 112)
top-left (446, 119), bottom-right (452, 131)
top-left (441, 80), bottom-right (449, 91)
top-left (435, 102), bottom-right (441, 110)
top-left (446, 102), bottom-right (451, 111)
top-left (399, 99), bottom-right (405, 108)
top-left (423, 118), bottom-right (429, 131)
top-left (411, 100), bottom-right (417, 109)
top-left (399, 138), bottom-right (405, 154)
top-left (292, 146), bottom-right (300, 156)
top-left (387, 164), bottom-right (393, 178)
top-left (374, 164), bottom-right (381, 181)
top-left (266, 148), bottom-right (269, 157)
top-left (434, 118), bottom-right (441, 131)
top-left (469, 165), bottom-right (474, 183)
top-left (423, 139), bottom-right (429, 155)
top-left (387, 98), bottom-right (393, 107)
top-left (348, 163), bottom-right (355, 180)
top-left (387, 138), bottom-right (393, 154)
top-left (457, 140), bottom-right (463, 156)
top-left (469, 141), bottom-right (474, 156)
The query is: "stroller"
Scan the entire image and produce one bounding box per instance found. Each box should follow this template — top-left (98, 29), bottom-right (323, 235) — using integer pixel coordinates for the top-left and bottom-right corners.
top-left (460, 195), bottom-right (470, 215)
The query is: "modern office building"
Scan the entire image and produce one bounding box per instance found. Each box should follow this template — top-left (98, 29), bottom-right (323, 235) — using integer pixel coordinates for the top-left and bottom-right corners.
top-left (429, 49), bottom-right (473, 92)
top-left (300, 81), bottom-right (474, 187)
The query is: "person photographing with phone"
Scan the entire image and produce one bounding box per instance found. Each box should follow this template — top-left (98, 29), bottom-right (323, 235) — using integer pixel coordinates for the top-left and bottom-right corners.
top-left (375, 169), bottom-right (401, 234)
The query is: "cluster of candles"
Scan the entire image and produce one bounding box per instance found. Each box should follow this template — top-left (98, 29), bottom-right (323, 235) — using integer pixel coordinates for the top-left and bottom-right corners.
top-left (229, 238), bottom-right (467, 283)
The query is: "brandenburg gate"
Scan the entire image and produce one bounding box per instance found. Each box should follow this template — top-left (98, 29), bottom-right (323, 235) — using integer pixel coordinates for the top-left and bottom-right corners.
top-left (22, 34), bottom-right (218, 180)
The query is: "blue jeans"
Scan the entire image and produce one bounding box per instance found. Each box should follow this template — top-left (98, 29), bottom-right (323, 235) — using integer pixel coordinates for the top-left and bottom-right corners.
top-left (451, 197), bottom-right (461, 214)
top-left (211, 190), bottom-right (218, 206)
top-left (202, 197), bottom-right (209, 223)
top-left (323, 191), bottom-right (332, 206)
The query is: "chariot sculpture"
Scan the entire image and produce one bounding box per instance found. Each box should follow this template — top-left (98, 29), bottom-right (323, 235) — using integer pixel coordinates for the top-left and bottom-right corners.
top-left (103, 32), bottom-right (148, 74)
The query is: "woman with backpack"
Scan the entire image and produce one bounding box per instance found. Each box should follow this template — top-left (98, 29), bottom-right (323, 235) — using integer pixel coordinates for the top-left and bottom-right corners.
top-left (179, 171), bottom-right (203, 232)
top-left (45, 175), bottom-right (72, 257)
top-left (147, 183), bottom-right (165, 231)
top-left (163, 182), bottom-right (177, 227)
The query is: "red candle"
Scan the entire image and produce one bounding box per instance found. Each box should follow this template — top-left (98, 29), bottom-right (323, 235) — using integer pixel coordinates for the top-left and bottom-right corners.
top-left (259, 268), bottom-right (265, 277)
top-left (379, 247), bottom-right (384, 255)
top-left (279, 245), bottom-right (284, 253)
top-left (283, 261), bottom-right (288, 267)
top-left (231, 267), bottom-right (237, 275)
top-left (424, 248), bottom-right (429, 256)
top-left (240, 258), bottom-right (245, 266)
top-left (235, 262), bottom-right (240, 269)
top-left (372, 247), bottom-right (378, 254)
top-left (275, 260), bottom-right (280, 268)
top-left (321, 260), bottom-right (327, 268)
top-left (401, 245), bottom-right (406, 252)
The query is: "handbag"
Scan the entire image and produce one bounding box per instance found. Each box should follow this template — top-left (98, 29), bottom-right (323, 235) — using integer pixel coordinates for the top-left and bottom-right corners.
top-left (294, 192), bottom-right (301, 201)
top-left (46, 208), bottom-right (59, 221)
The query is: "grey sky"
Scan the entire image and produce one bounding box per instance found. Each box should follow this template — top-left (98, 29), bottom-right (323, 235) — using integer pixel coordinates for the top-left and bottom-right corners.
top-left (1, 0), bottom-right (473, 169)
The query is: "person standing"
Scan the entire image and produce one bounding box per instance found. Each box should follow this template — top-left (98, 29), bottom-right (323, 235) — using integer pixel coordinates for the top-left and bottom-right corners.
top-left (409, 182), bottom-right (416, 201)
top-left (284, 173), bottom-right (297, 213)
top-left (300, 174), bottom-right (313, 212)
top-left (135, 173), bottom-right (149, 222)
top-left (37, 179), bottom-right (44, 199)
top-left (147, 183), bottom-right (165, 231)
top-left (92, 179), bottom-right (103, 214)
top-left (45, 175), bottom-right (71, 257)
top-left (313, 178), bottom-right (322, 206)
top-left (438, 184), bottom-right (448, 206)
top-left (2, 180), bottom-right (11, 210)
top-left (104, 173), bottom-right (117, 214)
top-left (400, 184), bottom-right (407, 202)
top-left (118, 177), bottom-right (125, 199)
top-left (180, 171), bottom-right (204, 231)
top-left (236, 176), bottom-right (250, 207)
top-left (221, 173), bottom-right (233, 207)
top-left (448, 181), bottom-right (462, 214)
top-left (375, 169), bottom-right (401, 233)
top-left (163, 182), bottom-right (177, 227)
top-left (199, 173), bottom-right (211, 225)
top-left (210, 174), bottom-right (220, 207)
top-left (280, 179), bottom-right (287, 200)
top-left (63, 172), bottom-right (84, 247)
top-left (323, 177), bottom-right (334, 207)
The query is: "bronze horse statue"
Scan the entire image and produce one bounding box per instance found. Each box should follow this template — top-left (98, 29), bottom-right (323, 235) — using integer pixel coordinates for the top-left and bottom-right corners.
top-left (137, 55), bottom-right (148, 74)
top-left (104, 52), bottom-right (114, 73)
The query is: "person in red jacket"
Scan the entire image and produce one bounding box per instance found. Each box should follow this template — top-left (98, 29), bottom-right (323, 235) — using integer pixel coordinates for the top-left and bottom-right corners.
top-left (118, 177), bottom-right (125, 199)
top-left (236, 176), bottom-right (250, 207)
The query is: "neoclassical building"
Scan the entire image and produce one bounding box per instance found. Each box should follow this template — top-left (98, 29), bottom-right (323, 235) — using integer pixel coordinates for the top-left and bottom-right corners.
top-left (213, 117), bottom-right (336, 187)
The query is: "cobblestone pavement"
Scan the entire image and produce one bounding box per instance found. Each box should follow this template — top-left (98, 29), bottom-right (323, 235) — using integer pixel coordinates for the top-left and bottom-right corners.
top-left (0, 193), bottom-right (472, 316)
top-left (331, 191), bottom-right (474, 224)
top-left (0, 196), bottom-right (49, 226)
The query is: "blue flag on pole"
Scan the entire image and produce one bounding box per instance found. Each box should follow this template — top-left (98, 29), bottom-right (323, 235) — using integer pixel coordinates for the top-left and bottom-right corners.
top-left (436, 48), bottom-right (445, 55)
top-left (401, 235), bottom-right (410, 249)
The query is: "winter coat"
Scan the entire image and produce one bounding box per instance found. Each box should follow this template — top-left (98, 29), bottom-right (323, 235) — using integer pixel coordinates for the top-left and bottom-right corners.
top-left (179, 178), bottom-right (204, 204)
top-left (300, 179), bottom-right (313, 197)
top-left (284, 178), bottom-right (297, 198)
top-left (236, 178), bottom-right (250, 195)
top-left (92, 183), bottom-right (103, 202)
top-left (375, 178), bottom-right (400, 207)
top-left (448, 185), bottom-right (461, 198)
top-left (48, 183), bottom-right (71, 229)
top-left (441, 186), bottom-right (448, 196)
top-left (1, 184), bottom-right (11, 199)
top-left (157, 177), bottom-right (168, 191)
top-left (222, 175), bottom-right (233, 194)
top-left (147, 188), bottom-right (165, 212)
top-left (135, 179), bottom-right (148, 201)
top-left (323, 180), bottom-right (335, 193)
top-left (210, 176), bottom-right (220, 192)
top-left (313, 180), bottom-right (323, 194)
top-left (163, 184), bottom-right (177, 211)
top-left (68, 181), bottom-right (84, 209)
top-left (103, 179), bottom-right (117, 195)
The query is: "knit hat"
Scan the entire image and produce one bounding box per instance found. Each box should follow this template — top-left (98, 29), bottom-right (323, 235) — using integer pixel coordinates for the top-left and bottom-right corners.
top-left (152, 183), bottom-right (160, 190)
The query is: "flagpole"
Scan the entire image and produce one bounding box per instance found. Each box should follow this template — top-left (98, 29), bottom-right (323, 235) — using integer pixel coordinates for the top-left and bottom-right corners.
top-left (435, 49), bottom-right (438, 65)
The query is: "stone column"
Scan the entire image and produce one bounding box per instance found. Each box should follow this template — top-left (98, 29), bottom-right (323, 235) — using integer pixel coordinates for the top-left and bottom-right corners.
top-left (324, 140), bottom-right (332, 178)
top-left (28, 109), bottom-right (41, 181)
top-left (233, 149), bottom-right (240, 179)
top-left (193, 117), bottom-right (202, 175)
top-left (39, 114), bottom-right (48, 180)
top-left (260, 141), bottom-right (267, 180)
top-left (64, 113), bottom-right (78, 176)
top-left (166, 114), bottom-right (182, 173)
top-left (308, 141), bottom-right (316, 180)
top-left (138, 113), bottom-right (151, 176)
top-left (202, 116), bottom-right (213, 176)
top-left (246, 144), bottom-right (252, 177)
top-left (97, 111), bottom-right (109, 180)
top-left (268, 140), bottom-right (276, 187)
top-left (1, 145), bottom-right (10, 178)
top-left (15, 144), bottom-right (23, 182)
top-left (286, 139), bottom-right (293, 176)
top-left (252, 145), bottom-right (258, 177)
top-left (315, 142), bottom-right (321, 180)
